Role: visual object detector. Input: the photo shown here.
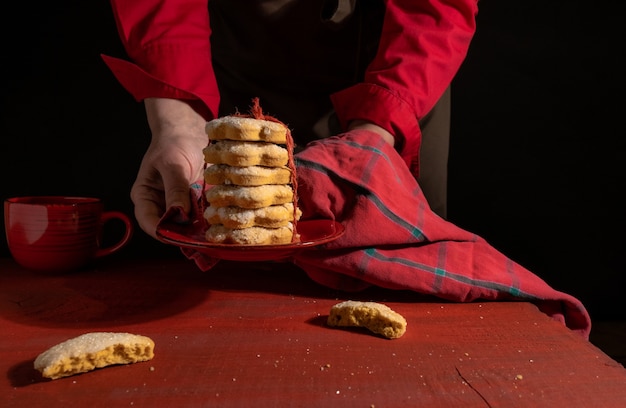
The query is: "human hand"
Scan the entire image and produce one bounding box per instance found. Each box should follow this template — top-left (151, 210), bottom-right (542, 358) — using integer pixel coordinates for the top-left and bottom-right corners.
top-left (347, 120), bottom-right (395, 147)
top-left (130, 98), bottom-right (208, 239)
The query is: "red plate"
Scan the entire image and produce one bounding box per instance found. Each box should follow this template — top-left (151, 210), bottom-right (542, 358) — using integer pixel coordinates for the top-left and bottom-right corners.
top-left (156, 219), bottom-right (345, 261)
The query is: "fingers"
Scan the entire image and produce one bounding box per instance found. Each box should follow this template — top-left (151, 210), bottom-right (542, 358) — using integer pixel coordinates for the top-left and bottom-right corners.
top-left (133, 200), bottom-right (162, 240)
top-left (131, 181), bottom-right (165, 239)
top-left (131, 160), bottom-right (198, 239)
top-left (161, 167), bottom-right (193, 215)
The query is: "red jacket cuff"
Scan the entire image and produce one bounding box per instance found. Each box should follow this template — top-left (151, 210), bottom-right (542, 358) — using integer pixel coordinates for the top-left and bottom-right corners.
top-left (101, 54), bottom-right (219, 121)
top-left (331, 83), bottom-right (421, 176)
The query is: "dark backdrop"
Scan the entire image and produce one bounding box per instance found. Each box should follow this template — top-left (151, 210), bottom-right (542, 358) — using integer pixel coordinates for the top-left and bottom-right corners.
top-left (1, 1), bottom-right (624, 321)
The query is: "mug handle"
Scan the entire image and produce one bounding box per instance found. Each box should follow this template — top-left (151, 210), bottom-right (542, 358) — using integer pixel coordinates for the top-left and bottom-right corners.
top-left (95, 211), bottom-right (134, 258)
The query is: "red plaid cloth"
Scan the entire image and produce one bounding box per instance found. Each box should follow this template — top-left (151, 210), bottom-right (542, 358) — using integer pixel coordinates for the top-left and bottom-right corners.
top-left (161, 130), bottom-right (591, 338)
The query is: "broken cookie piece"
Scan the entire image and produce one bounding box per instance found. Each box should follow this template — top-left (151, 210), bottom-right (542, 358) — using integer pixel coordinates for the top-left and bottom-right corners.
top-left (327, 300), bottom-right (407, 339)
top-left (34, 332), bottom-right (155, 379)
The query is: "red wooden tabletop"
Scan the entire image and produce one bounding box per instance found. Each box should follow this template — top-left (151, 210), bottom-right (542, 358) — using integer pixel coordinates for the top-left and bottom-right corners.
top-left (1, 256), bottom-right (625, 407)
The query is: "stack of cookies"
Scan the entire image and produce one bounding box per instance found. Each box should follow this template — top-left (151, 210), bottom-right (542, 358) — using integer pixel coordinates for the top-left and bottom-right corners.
top-left (202, 113), bottom-right (301, 245)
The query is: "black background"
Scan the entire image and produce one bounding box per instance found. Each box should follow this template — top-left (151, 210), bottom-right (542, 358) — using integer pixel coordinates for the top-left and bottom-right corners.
top-left (1, 1), bottom-right (624, 321)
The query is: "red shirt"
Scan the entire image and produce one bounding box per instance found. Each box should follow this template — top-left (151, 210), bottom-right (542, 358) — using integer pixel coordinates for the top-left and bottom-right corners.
top-left (102, 0), bottom-right (479, 176)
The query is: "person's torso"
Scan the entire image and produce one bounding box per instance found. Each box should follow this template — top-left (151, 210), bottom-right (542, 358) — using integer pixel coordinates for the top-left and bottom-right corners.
top-left (208, 0), bottom-right (384, 144)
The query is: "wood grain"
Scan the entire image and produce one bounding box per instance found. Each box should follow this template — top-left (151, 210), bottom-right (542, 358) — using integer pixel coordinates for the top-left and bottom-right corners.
top-left (1, 257), bottom-right (624, 407)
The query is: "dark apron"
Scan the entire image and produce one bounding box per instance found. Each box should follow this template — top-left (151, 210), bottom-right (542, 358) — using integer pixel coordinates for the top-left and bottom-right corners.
top-left (208, 0), bottom-right (383, 142)
top-left (208, 0), bottom-right (450, 217)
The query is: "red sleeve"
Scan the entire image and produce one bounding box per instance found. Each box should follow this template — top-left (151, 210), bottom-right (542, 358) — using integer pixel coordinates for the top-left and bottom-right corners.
top-left (102, 0), bottom-right (219, 120)
top-left (331, 0), bottom-right (479, 174)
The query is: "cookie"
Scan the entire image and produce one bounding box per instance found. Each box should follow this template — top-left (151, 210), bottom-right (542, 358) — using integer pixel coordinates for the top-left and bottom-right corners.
top-left (205, 184), bottom-right (294, 209)
top-left (205, 116), bottom-right (288, 143)
top-left (327, 301), bottom-right (407, 339)
top-left (34, 332), bottom-right (155, 379)
top-left (204, 164), bottom-right (292, 186)
top-left (203, 140), bottom-right (289, 167)
top-left (205, 223), bottom-right (296, 245)
top-left (204, 203), bottom-right (301, 229)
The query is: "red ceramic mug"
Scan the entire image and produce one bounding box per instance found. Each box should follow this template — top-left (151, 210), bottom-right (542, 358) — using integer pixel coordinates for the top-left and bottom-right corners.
top-left (4, 196), bottom-right (134, 272)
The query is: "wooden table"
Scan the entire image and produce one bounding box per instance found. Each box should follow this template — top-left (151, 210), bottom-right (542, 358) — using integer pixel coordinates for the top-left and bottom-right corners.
top-left (1, 256), bottom-right (625, 407)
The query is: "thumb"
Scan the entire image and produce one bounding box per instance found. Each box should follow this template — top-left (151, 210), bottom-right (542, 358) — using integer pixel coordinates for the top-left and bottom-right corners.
top-left (162, 169), bottom-right (194, 214)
